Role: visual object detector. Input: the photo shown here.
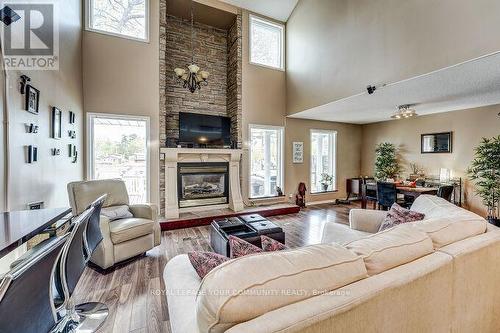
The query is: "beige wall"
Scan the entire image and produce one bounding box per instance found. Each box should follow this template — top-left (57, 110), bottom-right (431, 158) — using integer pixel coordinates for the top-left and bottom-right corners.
top-left (285, 118), bottom-right (362, 203)
top-left (241, 10), bottom-right (287, 203)
top-left (361, 105), bottom-right (500, 217)
top-left (4, 0), bottom-right (83, 211)
top-left (82, 0), bottom-right (160, 207)
top-left (286, 0), bottom-right (500, 115)
top-left (240, 10), bottom-right (363, 204)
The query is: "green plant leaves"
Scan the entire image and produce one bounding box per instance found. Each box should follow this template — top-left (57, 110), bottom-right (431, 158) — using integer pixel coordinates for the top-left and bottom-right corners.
top-left (374, 142), bottom-right (402, 180)
top-left (467, 135), bottom-right (500, 217)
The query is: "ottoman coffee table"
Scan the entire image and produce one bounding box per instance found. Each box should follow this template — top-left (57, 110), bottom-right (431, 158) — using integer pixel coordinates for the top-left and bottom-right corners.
top-left (210, 214), bottom-right (285, 257)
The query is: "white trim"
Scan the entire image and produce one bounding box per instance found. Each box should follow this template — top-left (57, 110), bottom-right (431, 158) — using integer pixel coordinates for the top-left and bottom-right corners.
top-left (309, 129), bottom-right (337, 194)
top-left (249, 14), bottom-right (285, 71)
top-left (248, 124), bottom-right (285, 199)
top-left (86, 113), bottom-right (151, 202)
top-left (85, 0), bottom-right (150, 43)
top-left (307, 199), bottom-right (337, 206)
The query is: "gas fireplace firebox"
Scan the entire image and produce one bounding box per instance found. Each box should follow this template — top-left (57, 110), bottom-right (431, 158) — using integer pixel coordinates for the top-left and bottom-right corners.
top-left (177, 162), bottom-right (229, 208)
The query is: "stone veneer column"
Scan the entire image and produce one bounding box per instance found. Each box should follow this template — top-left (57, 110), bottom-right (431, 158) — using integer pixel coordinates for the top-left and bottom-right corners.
top-left (159, 0), bottom-right (243, 216)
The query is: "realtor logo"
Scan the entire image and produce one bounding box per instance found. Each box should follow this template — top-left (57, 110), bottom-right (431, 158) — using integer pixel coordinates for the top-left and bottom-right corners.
top-left (0, 1), bottom-right (59, 70)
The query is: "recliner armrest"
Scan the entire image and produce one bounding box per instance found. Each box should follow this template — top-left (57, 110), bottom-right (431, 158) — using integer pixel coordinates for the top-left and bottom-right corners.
top-left (129, 204), bottom-right (158, 222)
top-left (349, 209), bottom-right (387, 233)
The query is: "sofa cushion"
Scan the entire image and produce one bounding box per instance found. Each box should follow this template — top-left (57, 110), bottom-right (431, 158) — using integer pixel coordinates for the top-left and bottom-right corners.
top-left (345, 224), bottom-right (434, 276)
top-left (109, 217), bottom-right (154, 244)
top-left (261, 235), bottom-right (287, 251)
top-left (68, 179), bottom-right (129, 215)
top-left (188, 252), bottom-right (230, 278)
top-left (228, 236), bottom-right (262, 258)
top-left (378, 203), bottom-right (425, 232)
top-left (412, 215), bottom-right (487, 249)
top-left (101, 205), bottom-right (133, 221)
top-left (196, 243), bottom-right (367, 333)
top-left (409, 195), bottom-right (487, 248)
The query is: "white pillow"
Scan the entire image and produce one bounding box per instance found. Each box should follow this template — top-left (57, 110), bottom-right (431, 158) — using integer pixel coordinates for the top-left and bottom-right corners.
top-left (101, 205), bottom-right (133, 221)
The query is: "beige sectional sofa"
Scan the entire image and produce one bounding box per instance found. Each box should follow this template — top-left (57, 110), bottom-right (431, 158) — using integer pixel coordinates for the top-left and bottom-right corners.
top-left (163, 195), bottom-right (500, 333)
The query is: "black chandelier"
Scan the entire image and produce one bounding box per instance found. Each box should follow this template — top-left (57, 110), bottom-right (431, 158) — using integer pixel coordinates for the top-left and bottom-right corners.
top-left (173, 1), bottom-right (209, 93)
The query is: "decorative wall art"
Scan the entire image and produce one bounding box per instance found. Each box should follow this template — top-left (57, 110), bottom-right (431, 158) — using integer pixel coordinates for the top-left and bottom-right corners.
top-left (292, 142), bottom-right (304, 163)
top-left (421, 132), bottom-right (452, 153)
top-left (26, 123), bottom-right (39, 133)
top-left (27, 145), bottom-right (38, 163)
top-left (68, 144), bottom-right (77, 163)
top-left (25, 84), bottom-right (40, 115)
top-left (69, 111), bottom-right (75, 124)
top-left (51, 107), bottom-right (62, 139)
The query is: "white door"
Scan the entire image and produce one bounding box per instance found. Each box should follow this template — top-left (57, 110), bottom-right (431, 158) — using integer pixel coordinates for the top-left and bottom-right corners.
top-left (87, 113), bottom-right (150, 203)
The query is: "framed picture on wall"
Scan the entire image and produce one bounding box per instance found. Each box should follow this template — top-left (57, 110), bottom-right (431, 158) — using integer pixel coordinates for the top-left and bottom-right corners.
top-left (421, 132), bottom-right (452, 153)
top-left (292, 142), bottom-right (304, 163)
top-left (25, 85), bottom-right (40, 115)
top-left (51, 107), bottom-right (62, 139)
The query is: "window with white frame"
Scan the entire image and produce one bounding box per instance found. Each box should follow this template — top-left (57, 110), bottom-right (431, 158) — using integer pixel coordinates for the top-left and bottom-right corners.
top-left (249, 125), bottom-right (284, 198)
top-left (310, 130), bottom-right (336, 193)
top-left (86, 0), bottom-right (149, 42)
top-left (249, 15), bottom-right (284, 70)
top-left (87, 114), bottom-right (150, 203)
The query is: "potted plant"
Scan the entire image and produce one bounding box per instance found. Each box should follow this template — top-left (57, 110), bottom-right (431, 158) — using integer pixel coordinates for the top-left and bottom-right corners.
top-left (467, 135), bottom-right (500, 226)
top-left (374, 142), bottom-right (402, 181)
top-left (320, 173), bottom-right (333, 192)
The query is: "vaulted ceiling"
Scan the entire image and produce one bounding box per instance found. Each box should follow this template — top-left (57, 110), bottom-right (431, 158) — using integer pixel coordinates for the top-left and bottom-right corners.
top-left (218, 0), bottom-right (299, 21)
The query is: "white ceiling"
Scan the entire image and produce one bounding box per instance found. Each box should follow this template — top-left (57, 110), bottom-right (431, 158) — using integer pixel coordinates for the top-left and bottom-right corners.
top-left (218, 0), bottom-right (299, 22)
top-left (288, 52), bottom-right (500, 124)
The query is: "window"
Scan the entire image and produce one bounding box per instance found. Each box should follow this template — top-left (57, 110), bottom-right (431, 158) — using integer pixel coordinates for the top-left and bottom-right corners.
top-left (87, 114), bottom-right (150, 203)
top-left (249, 125), bottom-right (284, 198)
top-left (310, 130), bottom-right (336, 193)
top-left (86, 0), bottom-right (149, 42)
top-left (249, 15), bottom-right (284, 70)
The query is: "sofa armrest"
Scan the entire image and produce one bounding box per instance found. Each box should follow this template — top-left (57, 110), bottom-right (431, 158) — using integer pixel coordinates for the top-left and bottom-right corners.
top-left (129, 204), bottom-right (158, 222)
top-left (349, 209), bottom-right (387, 233)
top-left (129, 204), bottom-right (161, 246)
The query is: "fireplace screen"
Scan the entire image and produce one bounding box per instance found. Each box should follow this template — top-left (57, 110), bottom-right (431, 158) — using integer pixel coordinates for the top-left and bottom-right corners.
top-left (178, 163), bottom-right (229, 208)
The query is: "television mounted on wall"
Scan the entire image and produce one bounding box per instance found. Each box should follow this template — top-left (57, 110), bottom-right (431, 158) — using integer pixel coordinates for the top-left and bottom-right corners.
top-left (179, 112), bottom-right (231, 148)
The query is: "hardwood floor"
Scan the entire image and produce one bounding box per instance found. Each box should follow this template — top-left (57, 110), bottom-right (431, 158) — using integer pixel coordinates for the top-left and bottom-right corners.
top-left (73, 203), bottom-right (356, 333)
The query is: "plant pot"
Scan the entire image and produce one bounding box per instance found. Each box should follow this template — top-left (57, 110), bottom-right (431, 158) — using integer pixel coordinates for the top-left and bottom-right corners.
top-left (487, 216), bottom-right (500, 227)
top-left (321, 184), bottom-right (329, 192)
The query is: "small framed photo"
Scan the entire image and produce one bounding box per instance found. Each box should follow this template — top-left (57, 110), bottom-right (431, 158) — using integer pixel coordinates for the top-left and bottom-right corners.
top-left (292, 142), bottom-right (304, 163)
top-left (27, 145), bottom-right (38, 163)
top-left (25, 85), bottom-right (40, 114)
top-left (69, 111), bottom-right (75, 124)
top-left (51, 107), bottom-right (62, 139)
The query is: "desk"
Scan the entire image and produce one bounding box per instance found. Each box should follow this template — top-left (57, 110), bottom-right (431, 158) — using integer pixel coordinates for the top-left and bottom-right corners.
top-left (361, 184), bottom-right (438, 209)
top-left (0, 207), bottom-right (71, 258)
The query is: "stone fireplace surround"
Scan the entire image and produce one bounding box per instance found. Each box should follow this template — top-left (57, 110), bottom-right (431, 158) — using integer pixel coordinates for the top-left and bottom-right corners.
top-left (160, 148), bottom-right (244, 219)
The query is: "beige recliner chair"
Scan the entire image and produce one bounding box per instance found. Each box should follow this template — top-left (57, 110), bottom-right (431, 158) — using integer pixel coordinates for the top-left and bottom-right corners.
top-left (67, 179), bottom-right (161, 269)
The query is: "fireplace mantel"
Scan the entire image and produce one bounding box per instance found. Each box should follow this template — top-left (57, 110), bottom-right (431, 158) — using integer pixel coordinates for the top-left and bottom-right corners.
top-left (160, 148), bottom-right (244, 218)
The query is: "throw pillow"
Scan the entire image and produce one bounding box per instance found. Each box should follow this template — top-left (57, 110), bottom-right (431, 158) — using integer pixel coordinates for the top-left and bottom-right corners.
top-left (378, 203), bottom-right (425, 232)
top-left (101, 205), bottom-right (133, 221)
top-left (188, 252), bottom-right (229, 279)
top-left (228, 235), bottom-right (262, 258)
top-left (261, 235), bottom-right (287, 252)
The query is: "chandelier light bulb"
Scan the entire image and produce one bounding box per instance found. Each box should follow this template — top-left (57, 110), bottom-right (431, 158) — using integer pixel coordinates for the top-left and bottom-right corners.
top-left (392, 104), bottom-right (418, 120)
top-left (188, 64), bottom-right (200, 73)
top-left (174, 68), bottom-right (186, 77)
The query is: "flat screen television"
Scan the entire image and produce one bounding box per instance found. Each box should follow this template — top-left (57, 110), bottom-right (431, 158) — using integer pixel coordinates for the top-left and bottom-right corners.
top-left (179, 112), bottom-right (231, 148)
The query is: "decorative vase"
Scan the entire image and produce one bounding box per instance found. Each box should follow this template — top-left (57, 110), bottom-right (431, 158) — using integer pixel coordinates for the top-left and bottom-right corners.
top-left (321, 184), bottom-right (329, 192)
